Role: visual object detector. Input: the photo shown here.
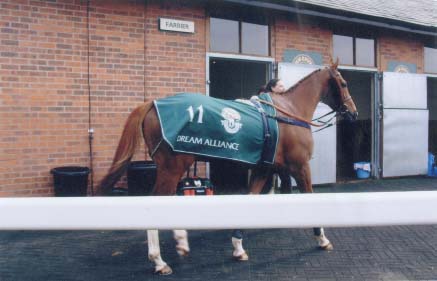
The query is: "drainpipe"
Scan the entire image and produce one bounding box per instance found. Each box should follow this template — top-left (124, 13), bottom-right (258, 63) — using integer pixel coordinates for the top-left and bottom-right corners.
top-left (86, 0), bottom-right (94, 195)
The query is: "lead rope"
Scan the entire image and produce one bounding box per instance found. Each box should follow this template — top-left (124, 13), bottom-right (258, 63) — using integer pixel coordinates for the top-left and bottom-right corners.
top-left (312, 109), bottom-right (335, 123)
top-left (257, 99), bottom-right (338, 133)
top-left (312, 111), bottom-right (339, 133)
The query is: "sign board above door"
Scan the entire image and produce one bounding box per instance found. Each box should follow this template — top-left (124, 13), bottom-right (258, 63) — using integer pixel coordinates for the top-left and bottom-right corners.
top-left (159, 18), bottom-right (194, 33)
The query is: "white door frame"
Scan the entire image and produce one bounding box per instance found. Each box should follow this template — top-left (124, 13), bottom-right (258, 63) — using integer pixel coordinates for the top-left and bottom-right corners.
top-left (339, 66), bottom-right (379, 178)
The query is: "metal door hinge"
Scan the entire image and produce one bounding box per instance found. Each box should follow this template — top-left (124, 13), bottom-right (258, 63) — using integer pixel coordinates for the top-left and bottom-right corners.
top-left (377, 72), bottom-right (383, 80)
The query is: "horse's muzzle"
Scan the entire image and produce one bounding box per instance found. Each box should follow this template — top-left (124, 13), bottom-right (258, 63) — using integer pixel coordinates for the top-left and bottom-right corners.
top-left (342, 111), bottom-right (358, 122)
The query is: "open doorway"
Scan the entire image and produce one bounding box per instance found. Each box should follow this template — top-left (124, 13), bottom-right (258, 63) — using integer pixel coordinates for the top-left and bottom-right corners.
top-left (428, 77), bottom-right (437, 154)
top-left (208, 58), bottom-right (271, 192)
top-left (336, 70), bottom-right (373, 181)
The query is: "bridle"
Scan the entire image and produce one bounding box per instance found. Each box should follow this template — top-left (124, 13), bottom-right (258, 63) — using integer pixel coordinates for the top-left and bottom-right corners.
top-left (327, 68), bottom-right (354, 116)
top-left (311, 68), bottom-right (356, 131)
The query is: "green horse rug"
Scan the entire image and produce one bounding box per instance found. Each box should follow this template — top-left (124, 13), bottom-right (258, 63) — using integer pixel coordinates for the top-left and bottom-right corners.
top-left (154, 93), bottom-right (279, 165)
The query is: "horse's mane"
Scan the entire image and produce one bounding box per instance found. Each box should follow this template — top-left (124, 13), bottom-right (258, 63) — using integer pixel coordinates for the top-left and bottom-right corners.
top-left (279, 68), bottom-right (322, 95)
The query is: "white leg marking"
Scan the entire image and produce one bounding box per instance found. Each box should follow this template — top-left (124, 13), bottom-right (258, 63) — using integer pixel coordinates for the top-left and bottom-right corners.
top-left (232, 237), bottom-right (249, 261)
top-left (147, 230), bottom-right (171, 274)
top-left (173, 229), bottom-right (190, 256)
top-left (314, 228), bottom-right (332, 249)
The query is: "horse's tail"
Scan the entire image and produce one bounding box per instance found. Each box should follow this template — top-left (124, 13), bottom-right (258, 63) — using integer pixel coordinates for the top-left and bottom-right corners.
top-left (99, 101), bottom-right (154, 195)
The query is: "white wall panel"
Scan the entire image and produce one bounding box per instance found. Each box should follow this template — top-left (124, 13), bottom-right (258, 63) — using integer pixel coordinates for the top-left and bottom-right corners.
top-left (383, 72), bottom-right (427, 109)
top-left (278, 63), bottom-right (320, 89)
top-left (310, 103), bottom-right (337, 184)
top-left (382, 109), bottom-right (428, 177)
top-left (278, 63), bottom-right (336, 184)
top-left (382, 72), bottom-right (428, 177)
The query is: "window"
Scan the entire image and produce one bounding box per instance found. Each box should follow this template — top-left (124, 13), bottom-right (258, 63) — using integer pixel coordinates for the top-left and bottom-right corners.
top-left (425, 47), bottom-right (437, 73)
top-left (356, 38), bottom-right (375, 67)
top-left (333, 35), bottom-right (353, 65)
top-left (333, 34), bottom-right (375, 67)
top-left (241, 22), bottom-right (269, 56)
top-left (210, 17), bottom-right (269, 56)
top-left (210, 18), bottom-right (239, 53)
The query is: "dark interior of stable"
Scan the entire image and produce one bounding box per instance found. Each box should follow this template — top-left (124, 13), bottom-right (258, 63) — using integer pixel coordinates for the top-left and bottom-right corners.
top-left (428, 77), bottom-right (437, 155)
top-left (336, 70), bottom-right (373, 181)
top-left (209, 58), bottom-right (270, 192)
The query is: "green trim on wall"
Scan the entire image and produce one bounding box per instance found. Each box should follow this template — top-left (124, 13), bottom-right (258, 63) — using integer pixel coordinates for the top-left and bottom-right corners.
top-left (283, 50), bottom-right (323, 65)
top-left (387, 61), bottom-right (417, 73)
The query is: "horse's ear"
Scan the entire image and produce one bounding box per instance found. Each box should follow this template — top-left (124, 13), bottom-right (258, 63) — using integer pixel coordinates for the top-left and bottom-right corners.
top-left (330, 57), bottom-right (339, 70)
top-left (328, 56), bottom-right (339, 69)
top-left (334, 57), bottom-right (339, 69)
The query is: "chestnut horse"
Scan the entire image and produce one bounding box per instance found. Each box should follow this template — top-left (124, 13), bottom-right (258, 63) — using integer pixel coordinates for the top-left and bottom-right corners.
top-left (100, 60), bottom-right (358, 275)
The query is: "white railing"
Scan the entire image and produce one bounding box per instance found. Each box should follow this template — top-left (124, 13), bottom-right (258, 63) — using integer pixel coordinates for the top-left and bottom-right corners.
top-left (1, 191), bottom-right (437, 230)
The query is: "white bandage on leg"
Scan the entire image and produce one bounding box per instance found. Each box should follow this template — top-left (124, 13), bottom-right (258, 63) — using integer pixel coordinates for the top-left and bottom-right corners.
top-left (232, 237), bottom-right (246, 257)
top-left (173, 229), bottom-right (190, 256)
top-left (147, 230), bottom-right (168, 272)
top-left (314, 228), bottom-right (331, 248)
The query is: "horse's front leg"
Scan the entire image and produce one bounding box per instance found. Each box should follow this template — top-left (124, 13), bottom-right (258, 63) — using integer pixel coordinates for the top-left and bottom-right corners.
top-left (313, 227), bottom-right (333, 250)
top-left (231, 229), bottom-right (248, 261)
top-left (292, 163), bottom-right (333, 251)
top-left (230, 167), bottom-right (271, 261)
top-left (248, 166), bottom-right (272, 194)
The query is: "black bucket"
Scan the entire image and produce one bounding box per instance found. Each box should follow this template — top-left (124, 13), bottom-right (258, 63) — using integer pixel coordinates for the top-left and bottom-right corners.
top-left (127, 161), bottom-right (156, 196)
top-left (50, 166), bottom-right (90, 197)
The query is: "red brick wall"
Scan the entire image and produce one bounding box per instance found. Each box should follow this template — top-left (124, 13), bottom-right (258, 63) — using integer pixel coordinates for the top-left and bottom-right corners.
top-left (145, 1), bottom-right (206, 98)
top-left (88, 0), bottom-right (147, 188)
top-left (1, 0), bottom-right (89, 196)
top-left (0, 0), bottom-right (206, 197)
top-left (274, 17), bottom-right (426, 73)
top-left (378, 34), bottom-right (424, 73)
top-left (273, 16), bottom-right (333, 64)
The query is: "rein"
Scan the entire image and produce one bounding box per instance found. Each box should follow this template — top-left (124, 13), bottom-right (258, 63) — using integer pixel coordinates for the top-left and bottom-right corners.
top-left (258, 99), bottom-right (324, 127)
top-left (258, 98), bottom-right (339, 133)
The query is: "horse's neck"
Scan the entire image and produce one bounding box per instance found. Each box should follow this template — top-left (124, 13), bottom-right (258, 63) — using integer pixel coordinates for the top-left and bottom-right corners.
top-left (278, 73), bottom-right (325, 121)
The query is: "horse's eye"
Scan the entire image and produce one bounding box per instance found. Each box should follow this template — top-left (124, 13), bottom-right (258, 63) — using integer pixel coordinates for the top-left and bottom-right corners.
top-left (341, 82), bottom-right (347, 88)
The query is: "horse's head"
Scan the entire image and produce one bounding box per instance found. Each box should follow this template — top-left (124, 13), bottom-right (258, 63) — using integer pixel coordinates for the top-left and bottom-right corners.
top-left (322, 58), bottom-right (358, 122)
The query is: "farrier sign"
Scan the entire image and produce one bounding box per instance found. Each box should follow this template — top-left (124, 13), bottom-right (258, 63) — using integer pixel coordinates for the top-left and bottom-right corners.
top-left (159, 18), bottom-right (194, 33)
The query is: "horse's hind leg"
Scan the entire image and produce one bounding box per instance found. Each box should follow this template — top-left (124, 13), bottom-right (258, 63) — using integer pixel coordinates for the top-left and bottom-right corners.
top-left (292, 163), bottom-right (333, 251)
top-left (173, 229), bottom-right (189, 256)
top-left (147, 230), bottom-right (172, 275)
top-left (146, 151), bottom-right (195, 274)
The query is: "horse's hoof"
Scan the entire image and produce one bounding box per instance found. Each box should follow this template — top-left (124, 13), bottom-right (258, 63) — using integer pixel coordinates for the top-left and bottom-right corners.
top-left (320, 243), bottom-right (334, 251)
top-left (233, 251), bottom-right (249, 261)
top-left (155, 265), bottom-right (173, 275)
top-left (176, 246), bottom-right (190, 257)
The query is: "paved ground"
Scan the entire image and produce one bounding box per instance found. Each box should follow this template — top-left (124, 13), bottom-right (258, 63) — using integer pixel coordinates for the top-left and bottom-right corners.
top-left (1, 177), bottom-right (437, 281)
